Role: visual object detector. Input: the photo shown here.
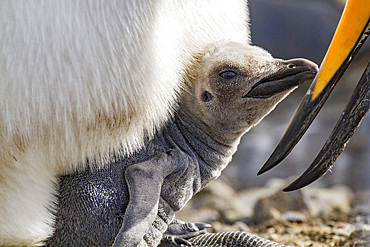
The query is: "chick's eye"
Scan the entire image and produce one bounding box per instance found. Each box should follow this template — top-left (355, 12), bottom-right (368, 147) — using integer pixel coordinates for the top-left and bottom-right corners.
top-left (220, 71), bottom-right (237, 80)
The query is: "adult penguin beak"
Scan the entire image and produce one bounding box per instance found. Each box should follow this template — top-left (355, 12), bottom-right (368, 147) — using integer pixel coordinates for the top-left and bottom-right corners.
top-left (283, 62), bottom-right (369, 191)
top-left (257, 0), bottom-right (370, 190)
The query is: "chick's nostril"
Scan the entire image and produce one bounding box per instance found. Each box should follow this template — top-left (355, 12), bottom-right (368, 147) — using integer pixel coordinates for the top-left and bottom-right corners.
top-left (284, 59), bottom-right (319, 74)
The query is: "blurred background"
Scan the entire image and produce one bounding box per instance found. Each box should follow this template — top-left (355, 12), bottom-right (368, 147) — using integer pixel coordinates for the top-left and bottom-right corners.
top-left (179, 1), bottom-right (370, 245)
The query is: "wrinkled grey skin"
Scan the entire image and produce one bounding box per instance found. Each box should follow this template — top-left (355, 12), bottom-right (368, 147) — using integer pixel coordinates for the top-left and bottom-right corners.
top-left (47, 43), bottom-right (317, 247)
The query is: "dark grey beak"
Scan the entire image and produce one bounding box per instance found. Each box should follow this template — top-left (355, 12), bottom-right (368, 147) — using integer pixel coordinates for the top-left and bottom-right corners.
top-left (243, 59), bottom-right (318, 99)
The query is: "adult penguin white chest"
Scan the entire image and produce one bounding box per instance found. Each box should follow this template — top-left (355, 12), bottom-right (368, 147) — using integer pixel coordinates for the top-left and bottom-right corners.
top-left (0, 0), bottom-right (250, 245)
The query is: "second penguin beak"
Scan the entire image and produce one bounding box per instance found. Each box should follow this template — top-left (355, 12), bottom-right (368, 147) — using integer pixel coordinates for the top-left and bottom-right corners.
top-left (258, 0), bottom-right (370, 191)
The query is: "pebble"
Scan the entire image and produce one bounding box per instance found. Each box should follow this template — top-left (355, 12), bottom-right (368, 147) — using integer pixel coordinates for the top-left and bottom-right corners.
top-left (252, 188), bottom-right (309, 224)
top-left (281, 211), bottom-right (307, 223)
top-left (344, 225), bottom-right (370, 247)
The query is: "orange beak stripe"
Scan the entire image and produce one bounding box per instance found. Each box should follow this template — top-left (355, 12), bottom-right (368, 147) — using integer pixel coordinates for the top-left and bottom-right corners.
top-left (312, 0), bottom-right (370, 100)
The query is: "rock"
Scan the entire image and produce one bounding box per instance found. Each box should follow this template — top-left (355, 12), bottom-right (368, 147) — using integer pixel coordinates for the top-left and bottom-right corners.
top-left (176, 180), bottom-right (236, 224)
top-left (233, 221), bottom-right (251, 232)
top-left (306, 185), bottom-right (353, 217)
top-left (345, 225), bottom-right (370, 247)
top-left (232, 187), bottom-right (273, 219)
top-left (252, 187), bottom-right (310, 224)
top-left (350, 191), bottom-right (370, 224)
top-left (281, 211), bottom-right (307, 223)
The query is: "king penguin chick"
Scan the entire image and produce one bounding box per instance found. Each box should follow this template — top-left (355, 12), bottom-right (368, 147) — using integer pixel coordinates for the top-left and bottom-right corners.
top-left (0, 1), bottom-right (250, 245)
top-left (47, 42), bottom-right (318, 247)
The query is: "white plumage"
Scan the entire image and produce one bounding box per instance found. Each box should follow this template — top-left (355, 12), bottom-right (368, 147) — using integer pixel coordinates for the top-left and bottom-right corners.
top-left (0, 0), bottom-right (249, 245)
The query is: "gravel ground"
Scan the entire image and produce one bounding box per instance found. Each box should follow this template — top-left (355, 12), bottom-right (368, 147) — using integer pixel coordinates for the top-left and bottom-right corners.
top-left (177, 179), bottom-right (370, 246)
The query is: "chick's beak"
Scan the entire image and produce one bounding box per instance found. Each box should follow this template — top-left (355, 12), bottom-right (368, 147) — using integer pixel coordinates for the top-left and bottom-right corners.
top-left (243, 59), bottom-right (318, 98)
top-left (258, 0), bottom-right (370, 191)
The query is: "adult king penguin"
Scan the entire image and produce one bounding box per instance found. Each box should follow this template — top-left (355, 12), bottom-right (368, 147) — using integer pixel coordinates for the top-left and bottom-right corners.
top-left (0, 1), bottom-right (251, 245)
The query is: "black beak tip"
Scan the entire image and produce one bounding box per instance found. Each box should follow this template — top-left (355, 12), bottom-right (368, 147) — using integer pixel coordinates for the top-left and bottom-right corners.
top-left (282, 182), bottom-right (302, 192)
top-left (257, 142), bottom-right (292, 176)
top-left (283, 164), bottom-right (329, 192)
top-left (256, 169), bottom-right (264, 176)
top-left (282, 174), bottom-right (311, 192)
top-left (257, 162), bottom-right (274, 176)
top-left (283, 178), bottom-right (311, 192)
